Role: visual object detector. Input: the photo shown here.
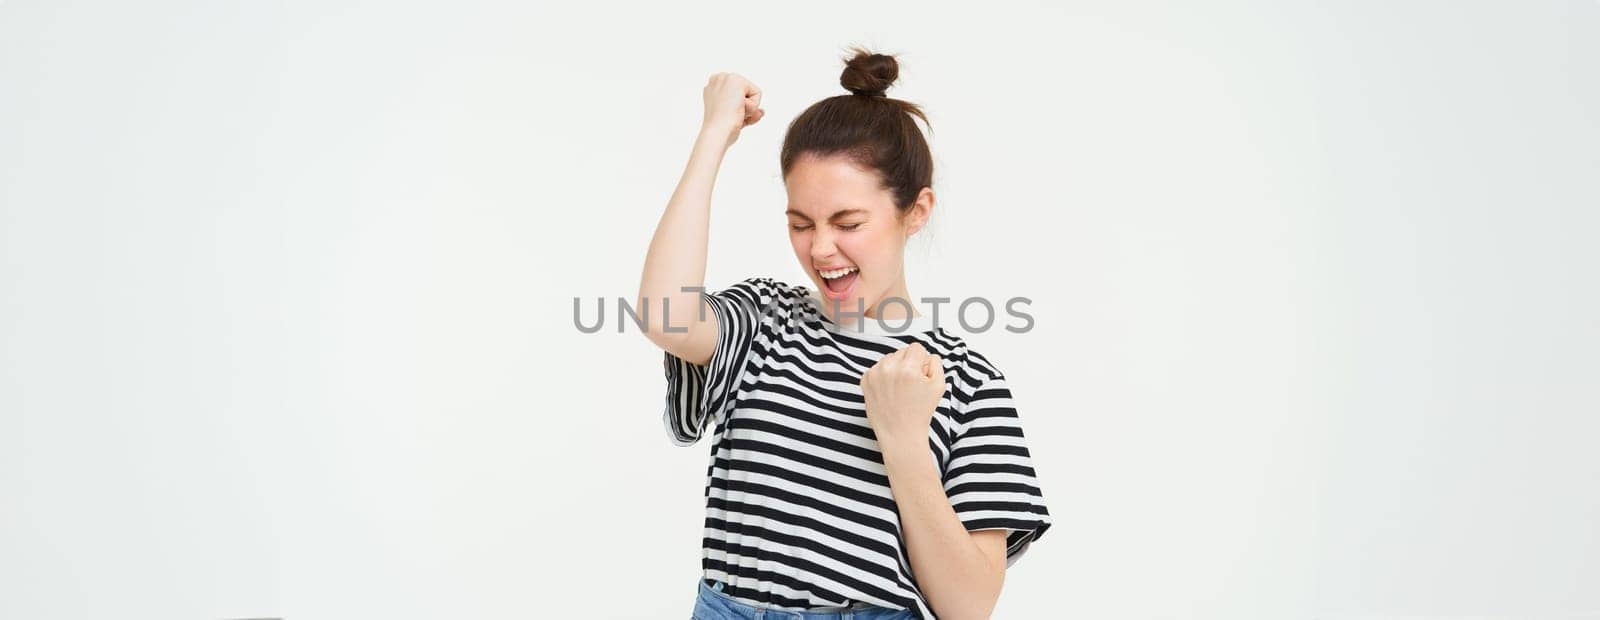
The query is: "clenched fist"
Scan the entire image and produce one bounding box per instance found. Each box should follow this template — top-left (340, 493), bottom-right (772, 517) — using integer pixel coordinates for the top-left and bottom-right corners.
top-left (861, 342), bottom-right (946, 452)
top-left (702, 72), bottom-right (764, 147)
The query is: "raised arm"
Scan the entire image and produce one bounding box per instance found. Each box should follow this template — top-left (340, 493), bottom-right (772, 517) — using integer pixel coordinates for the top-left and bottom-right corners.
top-left (636, 72), bottom-right (764, 366)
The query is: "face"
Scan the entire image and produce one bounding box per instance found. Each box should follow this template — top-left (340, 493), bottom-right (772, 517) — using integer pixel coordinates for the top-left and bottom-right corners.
top-left (784, 152), bottom-right (933, 319)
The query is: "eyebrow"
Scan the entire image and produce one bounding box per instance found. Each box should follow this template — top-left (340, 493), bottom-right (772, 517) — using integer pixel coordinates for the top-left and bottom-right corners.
top-left (785, 208), bottom-right (869, 221)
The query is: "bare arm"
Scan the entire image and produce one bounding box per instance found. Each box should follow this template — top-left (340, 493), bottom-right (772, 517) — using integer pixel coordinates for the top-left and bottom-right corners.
top-left (863, 344), bottom-right (1009, 619)
top-left (636, 73), bottom-right (764, 365)
top-left (883, 438), bottom-right (1009, 620)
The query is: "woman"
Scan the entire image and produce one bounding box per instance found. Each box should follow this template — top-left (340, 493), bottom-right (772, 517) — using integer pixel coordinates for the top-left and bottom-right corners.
top-left (638, 46), bottom-right (1051, 620)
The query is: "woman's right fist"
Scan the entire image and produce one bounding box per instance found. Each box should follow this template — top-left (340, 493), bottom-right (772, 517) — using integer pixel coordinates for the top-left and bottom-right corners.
top-left (702, 72), bottom-right (764, 146)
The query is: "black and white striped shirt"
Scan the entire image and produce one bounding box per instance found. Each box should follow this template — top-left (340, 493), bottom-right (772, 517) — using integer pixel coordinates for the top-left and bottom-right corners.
top-left (662, 276), bottom-right (1052, 620)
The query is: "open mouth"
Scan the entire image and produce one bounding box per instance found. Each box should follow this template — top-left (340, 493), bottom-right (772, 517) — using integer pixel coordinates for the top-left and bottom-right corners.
top-left (819, 266), bottom-right (860, 301)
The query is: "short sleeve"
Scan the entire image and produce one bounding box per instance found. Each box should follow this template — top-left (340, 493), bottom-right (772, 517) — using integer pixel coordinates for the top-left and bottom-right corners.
top-left (942, 372), bottom-right (1053, 567)
top-left (661, 277), bottom-right (781, 447)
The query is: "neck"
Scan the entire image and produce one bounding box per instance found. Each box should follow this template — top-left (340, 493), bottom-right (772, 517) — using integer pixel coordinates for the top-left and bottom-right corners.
top-left (869, 281), bottom-right (920, 320)
top-left (820, 281), bottom-right (921, 324)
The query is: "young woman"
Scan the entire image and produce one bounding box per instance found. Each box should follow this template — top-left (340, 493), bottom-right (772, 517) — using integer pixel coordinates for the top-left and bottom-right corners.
top-left (638, 47), bottom-right (1051, 620)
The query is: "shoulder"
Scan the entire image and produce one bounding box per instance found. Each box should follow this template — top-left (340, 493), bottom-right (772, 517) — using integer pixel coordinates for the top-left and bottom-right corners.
top-left (959, 346), bottom-right (1006, 385)
top-left (705, 277), bottom-right (815, 325)
top-left (715, 276), bottom-right (812, 306)
top-left (940, 338), bottom-right (1011, 406)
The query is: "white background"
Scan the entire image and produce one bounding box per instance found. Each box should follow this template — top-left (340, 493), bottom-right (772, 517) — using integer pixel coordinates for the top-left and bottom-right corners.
top-left (3, 1), bottom-right (1597, 619)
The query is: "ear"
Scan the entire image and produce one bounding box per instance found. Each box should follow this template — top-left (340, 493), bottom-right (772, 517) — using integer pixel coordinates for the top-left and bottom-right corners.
top-left (903, 187), bottom-right (935, 237)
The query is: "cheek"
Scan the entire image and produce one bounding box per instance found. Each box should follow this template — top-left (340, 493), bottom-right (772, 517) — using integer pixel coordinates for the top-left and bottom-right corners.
top-left (870, 237), bottom-right (906, 279)
top-left (789, 232), bottom-right (815, 262)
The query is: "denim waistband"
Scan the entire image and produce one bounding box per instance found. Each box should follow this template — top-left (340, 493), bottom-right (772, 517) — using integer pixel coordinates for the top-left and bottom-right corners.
top-left (696, 578), bottom-right (912, 619)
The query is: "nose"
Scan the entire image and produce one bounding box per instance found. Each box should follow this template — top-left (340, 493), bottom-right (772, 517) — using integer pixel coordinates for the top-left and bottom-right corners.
top-left (809, 228), bottom-right (837, 264)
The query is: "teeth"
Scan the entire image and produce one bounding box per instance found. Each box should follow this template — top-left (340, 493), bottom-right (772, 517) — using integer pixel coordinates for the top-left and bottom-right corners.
top-left (819, 266), bottom-right (858, 279)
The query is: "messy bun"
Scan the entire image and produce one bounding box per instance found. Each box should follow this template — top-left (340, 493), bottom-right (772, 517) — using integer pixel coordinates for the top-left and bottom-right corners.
top-left (840, 47), bottom-right (897, 98)
top-left (781, 45), bottom-right (934, 216)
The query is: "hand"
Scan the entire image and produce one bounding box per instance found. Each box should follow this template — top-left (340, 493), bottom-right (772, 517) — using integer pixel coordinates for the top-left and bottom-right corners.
top-left (701, 72), bottom-right (764, 147)
top-left (861, 342), bottom-right (946, 452)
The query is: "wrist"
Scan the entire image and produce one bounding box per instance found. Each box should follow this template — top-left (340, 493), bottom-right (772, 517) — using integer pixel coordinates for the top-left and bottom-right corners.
top-left (877, 433), bottom-right (930, 460)
top-left (697, 123), bottom-right (736, 148)
top-left (880, 436), bottom-right (939, 483)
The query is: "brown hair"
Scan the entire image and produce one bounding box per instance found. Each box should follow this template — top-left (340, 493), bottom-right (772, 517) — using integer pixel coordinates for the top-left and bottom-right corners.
top-left (780, 46), bottom-right (934, 219)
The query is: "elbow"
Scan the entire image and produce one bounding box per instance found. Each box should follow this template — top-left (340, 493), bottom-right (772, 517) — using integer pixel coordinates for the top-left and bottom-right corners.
top-left (645, 325), bottom-right (690, 353)
top-left (931, 569), bottom-right (1004, 620)
top-left (630, 294), bottom-right (669, 343)
top-left (944, 599), bottom-right (1001, 620)
top-left (932, 605), bottom-right (998, 620)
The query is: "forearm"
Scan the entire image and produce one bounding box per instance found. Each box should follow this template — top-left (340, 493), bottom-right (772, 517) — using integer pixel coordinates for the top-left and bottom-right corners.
top-left (637, 126), bottom-right (731, 343)
top-left (881, 438), bottom-right (1003, 620)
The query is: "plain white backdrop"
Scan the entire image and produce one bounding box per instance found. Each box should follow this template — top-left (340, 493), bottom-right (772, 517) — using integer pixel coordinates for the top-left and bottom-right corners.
top-left (2, 1), bottom-right (1597, 619)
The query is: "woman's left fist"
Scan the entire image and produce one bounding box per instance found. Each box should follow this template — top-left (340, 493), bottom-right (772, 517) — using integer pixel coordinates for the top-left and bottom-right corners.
top-left (861, 342), bottom-right (946, 450)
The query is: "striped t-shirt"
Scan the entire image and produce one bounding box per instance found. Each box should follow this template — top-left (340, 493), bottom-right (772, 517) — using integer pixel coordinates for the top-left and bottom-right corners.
top-left (661, 276), bottom-right (1052, 620)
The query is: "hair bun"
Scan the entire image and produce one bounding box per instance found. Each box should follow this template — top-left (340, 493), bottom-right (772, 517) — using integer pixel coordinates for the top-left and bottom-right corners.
top-left (840, 46), bottom-right (898, 98)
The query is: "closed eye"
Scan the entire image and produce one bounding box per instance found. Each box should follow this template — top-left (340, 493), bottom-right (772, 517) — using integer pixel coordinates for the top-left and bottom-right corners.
top-left (790, 223), bottom-right (862, 232)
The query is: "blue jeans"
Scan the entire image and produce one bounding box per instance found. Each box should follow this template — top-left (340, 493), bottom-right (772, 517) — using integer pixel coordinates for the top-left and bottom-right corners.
top-left (692, 578), bottom-right (918, 620)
